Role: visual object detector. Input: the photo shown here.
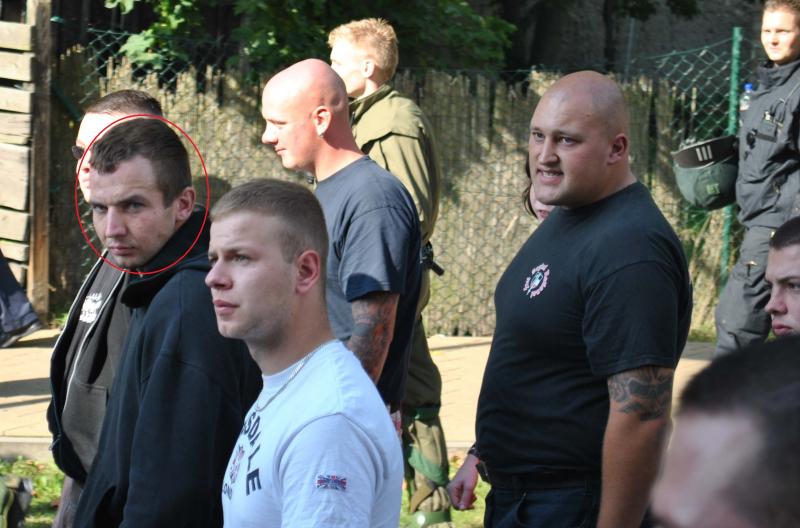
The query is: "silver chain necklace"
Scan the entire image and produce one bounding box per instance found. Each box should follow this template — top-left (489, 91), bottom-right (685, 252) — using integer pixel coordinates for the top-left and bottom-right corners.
top-left (254, 340), bottom-right (332, 412)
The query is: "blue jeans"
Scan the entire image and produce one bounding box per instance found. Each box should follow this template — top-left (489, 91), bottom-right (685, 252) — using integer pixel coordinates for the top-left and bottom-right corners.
top-left (484, 477), bottom-right (600, 528)
top-left (0, 252), bottom-right (38, 333)
top-left (483, 478), bottom-right (654, 528)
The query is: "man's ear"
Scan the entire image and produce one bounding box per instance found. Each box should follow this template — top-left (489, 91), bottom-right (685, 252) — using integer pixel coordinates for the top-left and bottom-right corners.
top-left (173, 186), bottom-right (196, 222)
top-left (295, 249), bottom-right (322, 294)
top-left (312, 106), bottom-right (332, 138)
top-left (362, 59), bottom-right (376, 80)
top-left (608, 133), bottom-right (629, 165)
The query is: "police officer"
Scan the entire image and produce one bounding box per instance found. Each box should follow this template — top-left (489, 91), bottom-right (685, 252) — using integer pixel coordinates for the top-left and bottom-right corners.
top-left (716, 0), bottom-right (800, 355)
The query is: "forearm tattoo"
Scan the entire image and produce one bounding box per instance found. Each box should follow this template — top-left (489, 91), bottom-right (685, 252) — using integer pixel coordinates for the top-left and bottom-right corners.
top-left (348, 293), bottom-right (397, 378)
top-left (608, 366), bottom-right (673, 421)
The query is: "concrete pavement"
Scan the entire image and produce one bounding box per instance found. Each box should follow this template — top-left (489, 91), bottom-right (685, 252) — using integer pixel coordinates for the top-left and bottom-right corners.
top-left (0, 329), bottom-right (714, 460)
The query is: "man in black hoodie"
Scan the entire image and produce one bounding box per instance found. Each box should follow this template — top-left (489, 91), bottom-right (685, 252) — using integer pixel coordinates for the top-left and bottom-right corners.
top-left (73, 118), bottom-right (261, 527)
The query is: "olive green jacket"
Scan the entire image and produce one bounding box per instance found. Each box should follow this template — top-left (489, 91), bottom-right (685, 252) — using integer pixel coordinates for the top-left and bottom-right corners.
top-left (350, 84), bottom-right (441, 244)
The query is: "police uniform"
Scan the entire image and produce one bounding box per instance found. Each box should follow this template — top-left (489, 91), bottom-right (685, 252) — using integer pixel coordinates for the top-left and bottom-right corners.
top-left (350, 84), bottom-right (450, 526)
top-left (716, 57), bottom-right (800, 354)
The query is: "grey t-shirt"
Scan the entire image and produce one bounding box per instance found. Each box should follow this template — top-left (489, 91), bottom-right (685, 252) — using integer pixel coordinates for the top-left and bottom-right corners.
top-left (315, 156), bottom-right (422, 404)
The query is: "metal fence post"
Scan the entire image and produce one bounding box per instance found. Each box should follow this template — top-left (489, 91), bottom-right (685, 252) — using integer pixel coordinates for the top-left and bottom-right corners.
top-left (720, 26), bottom-right (743, 287)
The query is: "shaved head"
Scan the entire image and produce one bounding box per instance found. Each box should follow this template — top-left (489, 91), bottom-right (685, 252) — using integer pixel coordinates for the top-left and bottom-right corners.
top-left (264, 59), bottom-right (349, 123)
top-left (541, 71), bottom-right (629, 140)
top-left (528, 70), bottom-right (634, 209)
top-left (260, 59), bottom-right (363, 179)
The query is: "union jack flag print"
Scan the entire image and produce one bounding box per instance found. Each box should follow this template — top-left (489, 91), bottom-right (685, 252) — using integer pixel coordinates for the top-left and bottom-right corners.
top-left (316, 474), bottom-right (347, 491)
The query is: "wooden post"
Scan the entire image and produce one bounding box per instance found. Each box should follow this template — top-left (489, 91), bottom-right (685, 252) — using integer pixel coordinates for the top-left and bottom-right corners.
top-left (26, 0), bottom-right (52, 316)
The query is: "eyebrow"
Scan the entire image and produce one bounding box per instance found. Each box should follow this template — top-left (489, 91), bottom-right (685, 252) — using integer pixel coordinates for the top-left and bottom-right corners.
top-left (89, 193), bottom-right (150, 208)
top-left (530, 125), bottom-right (583, 138)
top-left (773, 274), bottom-right (800, 282)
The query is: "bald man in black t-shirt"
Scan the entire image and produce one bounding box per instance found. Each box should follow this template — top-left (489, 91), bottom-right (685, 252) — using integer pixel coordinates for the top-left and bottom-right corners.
top-left (449, 72), bottom-right (692, 528)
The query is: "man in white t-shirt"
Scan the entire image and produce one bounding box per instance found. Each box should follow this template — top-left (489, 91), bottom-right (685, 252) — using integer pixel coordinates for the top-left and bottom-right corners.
top-left (206, 178), bottom-right (403, 527)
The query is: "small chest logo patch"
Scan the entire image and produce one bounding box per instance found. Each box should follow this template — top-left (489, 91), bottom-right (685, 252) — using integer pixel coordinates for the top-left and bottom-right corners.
top-left (79, 292), bottom-right (103, 324)
top-left (316, 474), bottom-right (347, 491)
top-left (523, 264), bottom-right (550, 298)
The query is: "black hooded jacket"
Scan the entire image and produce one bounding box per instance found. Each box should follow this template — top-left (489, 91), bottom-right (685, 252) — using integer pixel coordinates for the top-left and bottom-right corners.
top-left (74, 209), bottom-right (261, 528)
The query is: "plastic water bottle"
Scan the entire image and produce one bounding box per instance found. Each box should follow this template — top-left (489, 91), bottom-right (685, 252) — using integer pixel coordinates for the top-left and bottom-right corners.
top-left (740, 83), bottom-right (754, 112)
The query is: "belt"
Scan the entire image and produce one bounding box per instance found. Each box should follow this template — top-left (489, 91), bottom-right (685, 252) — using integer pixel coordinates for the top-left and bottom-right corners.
top-left (477, 461), bottom-right (596, 490)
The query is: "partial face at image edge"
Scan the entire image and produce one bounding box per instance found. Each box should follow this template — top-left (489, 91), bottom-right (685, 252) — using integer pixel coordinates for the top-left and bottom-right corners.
top-left (765, 244), bottom-right (800, 336)
top-left (762, 6), bottom-right (800, 65)
top-left (75, 112), bottom-right (126, 201)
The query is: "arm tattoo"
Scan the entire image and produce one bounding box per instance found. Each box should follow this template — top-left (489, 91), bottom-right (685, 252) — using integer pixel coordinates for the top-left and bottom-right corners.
top-left (608, 366), bottom-right (673, 421)
top-left (347, 292), bottom-right (398, 379)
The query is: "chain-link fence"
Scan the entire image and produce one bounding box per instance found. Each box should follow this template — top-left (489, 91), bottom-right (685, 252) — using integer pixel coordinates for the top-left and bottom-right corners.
top-left (50, 27), bottom-right (755, 335)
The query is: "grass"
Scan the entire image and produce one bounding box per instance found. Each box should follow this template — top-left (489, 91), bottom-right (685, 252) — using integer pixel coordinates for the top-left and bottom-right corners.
top-left (1, 455), bottom-right (487, 527)
top-left (687, 325), bottom-right (716, 343)
top-left (399, 455), bottom-right (489, 527)
top-left (0, 457), bottom-right (63, 528)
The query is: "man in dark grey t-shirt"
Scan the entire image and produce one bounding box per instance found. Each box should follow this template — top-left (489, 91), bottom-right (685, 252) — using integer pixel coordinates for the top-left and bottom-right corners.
top-left (259, 59), bottom-right (421, 414)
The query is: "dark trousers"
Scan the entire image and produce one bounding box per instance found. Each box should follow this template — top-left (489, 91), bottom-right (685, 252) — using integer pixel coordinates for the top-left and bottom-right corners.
top-left (714, 226), bottom-right (773, 356)
top-left (483, 478), bottom-right (654, 528)
top-left (0, 252), bottom-right (37, 333)
top-left (484, 479), bottom-right (600, 528)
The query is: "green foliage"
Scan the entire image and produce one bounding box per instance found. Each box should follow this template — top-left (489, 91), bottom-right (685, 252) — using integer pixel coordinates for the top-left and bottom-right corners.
top-left (105, 0), bottom-right (138, 13)
top-left (0, 458), bottom-right (63, 528)
top-left (103, 0), bottom-right (514, 75)
top-left (231, 0), bottom-right (330, 72)
top-left (108, 0), bottom-right (208, 71)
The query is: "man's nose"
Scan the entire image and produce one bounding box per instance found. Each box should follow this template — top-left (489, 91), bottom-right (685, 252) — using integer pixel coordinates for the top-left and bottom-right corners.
top-left (262, 123), bottom-right (277, 145)
top-left (205, 260), bottom-right (230, 289)
top-left (765, 289), bottom-right (785, 315)
top-left (536, 138), bottom-right (557, 164)
top-left (104, 208), bottom-right (127, 238)
top-left (77, 149), bottom-right (92, 173)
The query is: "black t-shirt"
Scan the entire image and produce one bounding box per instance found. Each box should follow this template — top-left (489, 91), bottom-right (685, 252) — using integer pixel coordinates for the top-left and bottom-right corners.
top-left (476, 182), bottom-right (692, 474)
top-left (315, 156), bottom-right (422, 404)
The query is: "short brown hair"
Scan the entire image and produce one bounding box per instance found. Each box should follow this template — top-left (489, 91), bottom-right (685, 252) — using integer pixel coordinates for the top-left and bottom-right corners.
top-left (679, 337), bottom-right (800, 527)
top-left (85, 89), bottom-right (163, 117)
top-left (770, 216), bottom-right (800, 250)
top-left (328, 18), bottom-right (399, 82)
top-left (211, 179), bottom-right (329, 269)
top-left (90, 118), bottom-right (191, 205)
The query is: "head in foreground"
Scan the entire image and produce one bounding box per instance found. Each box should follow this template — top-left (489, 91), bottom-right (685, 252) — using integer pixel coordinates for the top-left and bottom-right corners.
top-left (652, 337), bottom-right (800, 528)
top-left (206, 179), bottom-right (331, 371)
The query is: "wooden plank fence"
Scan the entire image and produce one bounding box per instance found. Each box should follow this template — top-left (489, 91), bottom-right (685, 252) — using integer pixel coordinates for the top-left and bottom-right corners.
top-left (0, 1), bottom-right (50, 314)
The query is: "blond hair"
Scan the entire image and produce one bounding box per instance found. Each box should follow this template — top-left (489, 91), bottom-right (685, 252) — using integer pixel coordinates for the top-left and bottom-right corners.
top-left (765, 0), bottom-right (800, 15)
top-left (328, 18), bottom-right (399, 83)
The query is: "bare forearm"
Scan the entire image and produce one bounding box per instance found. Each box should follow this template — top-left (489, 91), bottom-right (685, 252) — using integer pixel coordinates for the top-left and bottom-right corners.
top-left (598, 414), bottom-right (668, 528)
top-left (598, 366), bottom-right (673, 528)
top-left (346, 292), bottom-right (398, 382)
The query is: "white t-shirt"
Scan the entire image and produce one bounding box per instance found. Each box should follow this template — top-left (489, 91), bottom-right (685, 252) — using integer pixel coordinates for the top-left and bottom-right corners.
top-left (221, 340), bottom-right (402, 527)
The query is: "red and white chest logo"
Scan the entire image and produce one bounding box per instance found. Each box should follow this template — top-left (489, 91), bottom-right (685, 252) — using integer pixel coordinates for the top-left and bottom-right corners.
top-left (522, 264), bottom-right (550, 298)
